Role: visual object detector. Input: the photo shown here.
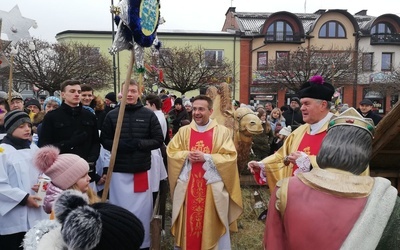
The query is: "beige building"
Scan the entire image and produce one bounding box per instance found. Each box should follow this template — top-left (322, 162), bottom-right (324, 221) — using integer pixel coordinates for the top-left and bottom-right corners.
top-left (56, 30), bottom-right (240, 99)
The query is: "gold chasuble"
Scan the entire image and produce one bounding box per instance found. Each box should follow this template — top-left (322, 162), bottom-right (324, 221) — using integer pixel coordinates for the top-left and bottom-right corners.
top-left (167, 120), bottom-right (243, 250)
top-left (186, 129), bottom-right (213, 249)
top-left (261, 119), bottom-right (370, 191)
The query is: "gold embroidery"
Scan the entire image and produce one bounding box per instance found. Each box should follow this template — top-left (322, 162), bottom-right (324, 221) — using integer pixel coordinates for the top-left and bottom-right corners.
top-left (188, 172), bottom-right (206, 237)
top-left (191, 140), bottom-right (211, 153)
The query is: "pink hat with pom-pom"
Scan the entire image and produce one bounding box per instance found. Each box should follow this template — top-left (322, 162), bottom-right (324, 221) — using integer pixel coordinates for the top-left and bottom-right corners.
top-left (34, 146), bottom-right (89, 190)
top-left (299, 75), bottom-right (335, 101)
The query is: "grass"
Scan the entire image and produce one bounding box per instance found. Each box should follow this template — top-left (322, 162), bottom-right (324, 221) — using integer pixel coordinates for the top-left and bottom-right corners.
top-left (159, 184), bottom-right (271, 250)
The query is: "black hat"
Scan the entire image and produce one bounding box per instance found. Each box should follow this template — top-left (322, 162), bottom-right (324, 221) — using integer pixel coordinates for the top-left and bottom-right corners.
top-left (105, 92), bottom-right (117, 103)
top-left (24, 98), bottom-right (41, 111)
top-left (4, 110), bottom-right (32, 135)
top-left (359, 98), bottom-right (373, 106)
top-left (54, 190), bottom-right (145, 250)
top-left (299, 75), bottom-right (335, 101)
top-left (290, 97), bottom-right (301, 106)
top-left (174, 97), bottom-right (183, 105)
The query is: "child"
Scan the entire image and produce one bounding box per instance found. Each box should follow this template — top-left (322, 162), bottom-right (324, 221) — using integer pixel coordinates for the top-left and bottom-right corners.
top-left (0, 110), bottom-right (48, 250)
top-left (269, 126), bottom-right (292, 156)
top-left (34, 145), bottom-right (100, 218)
top-left (23, 190), bottom-right (145, 250)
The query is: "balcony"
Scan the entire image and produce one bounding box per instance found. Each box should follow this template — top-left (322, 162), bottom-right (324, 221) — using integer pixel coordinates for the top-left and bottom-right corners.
top-left (264, 32), bottom-right (303, 44)
top-left (370, 33), bottom-right (400, 45)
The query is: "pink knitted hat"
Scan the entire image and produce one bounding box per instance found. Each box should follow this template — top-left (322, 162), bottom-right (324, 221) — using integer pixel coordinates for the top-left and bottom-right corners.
top-left (34, 146), bottom-right (89, 190)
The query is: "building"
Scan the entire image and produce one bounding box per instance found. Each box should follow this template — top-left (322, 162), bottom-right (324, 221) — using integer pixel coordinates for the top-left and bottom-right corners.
top-left (222, 7), bottom-right (400, 114)
top-left (56, 30), bottom-right (240, 99)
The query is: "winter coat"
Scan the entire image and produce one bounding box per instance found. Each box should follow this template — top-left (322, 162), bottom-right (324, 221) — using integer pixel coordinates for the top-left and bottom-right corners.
top-left (43, 183), bottom-right (63, 214)
top-left (267, 115), bottom-right (286, 132)
top-left (100, 102), bottom-right (164, 174)
top-left (168, 108), bottom-right (189, 135)
top-left (252, 122), bottom-right (274, 161)
top-left (282, 107), bottom-right (304, 130)
top-left (356, 108), bottom-right (382, 126)
top-left (38, 102), bottom-right (100, 164)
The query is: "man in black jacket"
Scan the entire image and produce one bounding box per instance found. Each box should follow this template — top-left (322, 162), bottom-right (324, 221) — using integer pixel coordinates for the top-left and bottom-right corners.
top-left (100, 79), bottom-right (163, 250)
top-left (38, 80), bottom-right (101, 183)
top-left (283, 97), bottom-right (304, 131)
top-left (357, 98), bottom-right (382, 126)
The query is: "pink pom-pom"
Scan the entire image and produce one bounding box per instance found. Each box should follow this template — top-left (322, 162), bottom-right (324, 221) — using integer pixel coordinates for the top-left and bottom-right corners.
top-left (34, 146), bottom-right (60, 173)
top-left (310, 75), bottom-right (324, 84)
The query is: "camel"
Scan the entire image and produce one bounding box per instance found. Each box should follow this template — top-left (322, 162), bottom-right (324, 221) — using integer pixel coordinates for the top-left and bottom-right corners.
top-left (207, 83), bottom-right (263, 172)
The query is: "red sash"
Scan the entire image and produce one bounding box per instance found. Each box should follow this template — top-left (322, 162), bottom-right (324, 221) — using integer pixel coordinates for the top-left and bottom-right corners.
top-left (133, 171), bottom-right (148, 192)
top-left (292, 131), bottom-right (326, 175)
top-left (186, 128), bottom-right (213, 250)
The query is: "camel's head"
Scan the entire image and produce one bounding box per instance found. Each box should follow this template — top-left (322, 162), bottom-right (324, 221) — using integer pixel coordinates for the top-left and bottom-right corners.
top-left (225, 107), bottom-right (263, 137)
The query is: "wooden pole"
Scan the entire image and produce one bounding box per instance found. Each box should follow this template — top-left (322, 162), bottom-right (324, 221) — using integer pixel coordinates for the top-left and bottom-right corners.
top-left (8, 54), bottom-right (14, 105)
top-left (101, 49), bottom-right (135, 201)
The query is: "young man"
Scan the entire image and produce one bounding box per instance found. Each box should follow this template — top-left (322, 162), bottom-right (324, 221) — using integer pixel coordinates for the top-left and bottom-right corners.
top-left (167, 95), bottom-right (243, 250)
top-left (145, 93), bottom-right (168, 229)
top-left (38, 80), bottom-right (101, 184)
top-left (80, 84), bottom-right (95, 108)
top-left (357, 98), bottom-right (382, 125)
top-left (100, 80), bottom-right (164, 249)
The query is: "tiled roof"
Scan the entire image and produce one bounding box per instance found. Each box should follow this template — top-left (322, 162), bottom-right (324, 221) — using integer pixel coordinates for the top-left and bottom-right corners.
top-left (233, 11), bottom-right (376, 36)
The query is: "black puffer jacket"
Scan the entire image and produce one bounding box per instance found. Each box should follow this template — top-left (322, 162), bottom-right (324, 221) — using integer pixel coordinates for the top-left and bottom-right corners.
top-left (101, 102), bottom-right (164, 173)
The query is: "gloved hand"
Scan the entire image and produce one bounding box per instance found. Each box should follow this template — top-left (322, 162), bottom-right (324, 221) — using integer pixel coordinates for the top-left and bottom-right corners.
top-left (118, 139), bottom-right (140, 153)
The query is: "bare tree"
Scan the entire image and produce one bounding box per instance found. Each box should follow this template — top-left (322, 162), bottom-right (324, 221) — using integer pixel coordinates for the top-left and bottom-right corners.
top-left (259, 45), bottom-right (357, 91)
top-left (4, 38), bottom-right (113, 95)
top-left (149, 45), bottom-right (233, 95)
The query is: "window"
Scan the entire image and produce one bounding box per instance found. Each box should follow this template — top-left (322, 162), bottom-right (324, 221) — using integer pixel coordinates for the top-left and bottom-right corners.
top-left (319, 21), bottom-right (346, 38)
top-left (266, 21), bottom-right (294, 41)
top-left (276, 51), bottom-right (289, 69)
top-left (257, 52), bottom-right (268, 70)
top-left (362, 53), bottom-right (373, 71)
top-left (381, 53), bottom-right (392, 71)
top-left (371, 22), bottom-right (393, 34)
top-left (205, 50), bottom-right (223, 67)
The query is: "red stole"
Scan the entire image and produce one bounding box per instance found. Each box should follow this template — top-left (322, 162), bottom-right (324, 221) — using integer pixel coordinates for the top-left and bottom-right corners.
top-left (186, 128), bottom-right (214, 250)
top-left (292, 131), bottom-right (326, 175)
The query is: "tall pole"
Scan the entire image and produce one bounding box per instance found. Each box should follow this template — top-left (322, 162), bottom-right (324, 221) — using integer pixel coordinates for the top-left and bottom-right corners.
top-left (111, 0), bottom-right (117, 94)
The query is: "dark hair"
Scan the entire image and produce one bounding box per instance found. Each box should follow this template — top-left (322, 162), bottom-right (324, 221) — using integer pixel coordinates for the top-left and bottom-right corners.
top-left (192, 95), bottom-right (213, 110)
top-left (0, 99), bottom-right (10, 112)
top-left (145, 94), bottom-right (162, 110)
top-left (81, 84), bottom-right (94, 93)
top-left (60, 80), bottom-right (81, 92)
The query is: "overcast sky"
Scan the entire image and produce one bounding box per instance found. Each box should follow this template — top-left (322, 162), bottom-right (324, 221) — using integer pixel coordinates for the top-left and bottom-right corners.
top-left (2, 0), bottom-right (400, 42)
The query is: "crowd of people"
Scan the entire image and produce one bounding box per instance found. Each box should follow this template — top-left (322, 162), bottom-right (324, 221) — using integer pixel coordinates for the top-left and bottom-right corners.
top-left (0, 75), bottom-right (398, 250)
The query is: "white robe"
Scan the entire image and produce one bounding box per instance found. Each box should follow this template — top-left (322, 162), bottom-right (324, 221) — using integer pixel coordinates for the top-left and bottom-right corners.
top-left (109, 172), bottom-right (153, 249)
top-left (0, 143), bottom-right (48, 235)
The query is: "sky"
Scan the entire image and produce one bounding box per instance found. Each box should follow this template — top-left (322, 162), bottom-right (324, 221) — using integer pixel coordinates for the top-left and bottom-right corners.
top-left (1, 0), bottom-right (400, 42)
